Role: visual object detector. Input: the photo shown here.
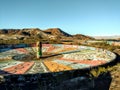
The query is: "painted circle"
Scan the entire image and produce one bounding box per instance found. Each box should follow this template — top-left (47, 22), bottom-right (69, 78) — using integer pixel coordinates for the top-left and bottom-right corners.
top-left (0, 44), bottom-right (116, 75)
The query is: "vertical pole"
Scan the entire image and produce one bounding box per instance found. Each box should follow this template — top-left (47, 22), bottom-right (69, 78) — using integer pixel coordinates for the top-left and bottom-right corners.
top-left (39, 42), bottom-right (42, 57)
top-left (36, 41), bottom-right (40, 59)
top-left (36, 41), bottom-right (42, 59)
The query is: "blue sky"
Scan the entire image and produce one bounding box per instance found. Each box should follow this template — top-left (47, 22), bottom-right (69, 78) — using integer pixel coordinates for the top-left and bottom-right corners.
top-left (0, 0), bottom-right (120, 36)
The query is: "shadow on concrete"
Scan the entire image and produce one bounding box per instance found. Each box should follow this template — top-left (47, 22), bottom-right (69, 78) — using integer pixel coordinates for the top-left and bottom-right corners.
top-left (54, 72), bottom-right (112, 90)
top-left (0, 69), bottom-right (112, 90)
top-left (0, 44), bottom-right (30, 53)
top-left (0, 70), bottom-right (12, 75)
top-left (40, 53), bottom-right (61, 59)
top-left (114, 53), bottom-right (120, 63)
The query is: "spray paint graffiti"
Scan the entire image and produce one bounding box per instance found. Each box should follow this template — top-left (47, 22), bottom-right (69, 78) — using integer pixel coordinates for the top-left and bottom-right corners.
top-left (0, 44), bottom-right (116, 75)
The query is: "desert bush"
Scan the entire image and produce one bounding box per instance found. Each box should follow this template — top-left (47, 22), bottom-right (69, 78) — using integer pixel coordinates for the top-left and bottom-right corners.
top-left (89, 67), bottom-right (108, 77)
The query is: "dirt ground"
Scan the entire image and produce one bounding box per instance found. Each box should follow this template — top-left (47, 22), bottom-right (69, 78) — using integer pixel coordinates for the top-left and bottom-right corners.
top-left (109, 64), bottom-right (120, 90)
top-left (109, 50), bottom-right (120, 90)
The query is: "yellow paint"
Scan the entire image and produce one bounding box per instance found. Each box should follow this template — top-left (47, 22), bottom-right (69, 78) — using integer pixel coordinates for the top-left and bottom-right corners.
top-left (44, 61), bottom-right (72, 72)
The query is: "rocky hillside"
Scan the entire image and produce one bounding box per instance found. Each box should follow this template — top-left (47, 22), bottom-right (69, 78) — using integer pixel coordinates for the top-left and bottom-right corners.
top-left (0, 28), bottom-right (52, 40)
top-left (0, 28), bottom-right (94, 41)
top-left (73, 34), bottom-right (95, 40)
top-left (43, 28), bottom-right (72, 37)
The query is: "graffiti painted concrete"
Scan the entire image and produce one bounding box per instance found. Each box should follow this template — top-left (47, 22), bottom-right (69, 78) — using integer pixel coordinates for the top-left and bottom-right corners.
top-left (0, 44), bottom-right (116, 75)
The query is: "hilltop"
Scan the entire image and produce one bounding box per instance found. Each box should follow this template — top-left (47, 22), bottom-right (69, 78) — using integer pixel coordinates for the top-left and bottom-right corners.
top-left (0, 28), bottom-right (94, 44)
top-left (43, 28), bottom-right (72, 37)
top-left (73, 34), bottom-right (94, 40)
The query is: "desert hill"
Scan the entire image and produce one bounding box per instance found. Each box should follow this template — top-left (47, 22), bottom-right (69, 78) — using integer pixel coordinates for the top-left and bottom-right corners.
top-left (73, 34), bottom-right (94, 40)
top-left (0, 28), bottom-right (52, 40)
top-left (43, 28), bottom-right (72, 37)
top-left (0, 28), bottom-right (94, 43)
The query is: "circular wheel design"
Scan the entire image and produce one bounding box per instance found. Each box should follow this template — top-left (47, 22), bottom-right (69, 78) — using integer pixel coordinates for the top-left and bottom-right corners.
top-left (0, 44), bottom-right (116, 75)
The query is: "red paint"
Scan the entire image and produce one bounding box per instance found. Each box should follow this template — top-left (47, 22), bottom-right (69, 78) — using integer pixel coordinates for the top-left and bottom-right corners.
top-left (59, 58), bottom-right (106, 66)
top-left (16, 48), bottom-right (28, 53)
top-left (3, 62), bottom-right (34, 74)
